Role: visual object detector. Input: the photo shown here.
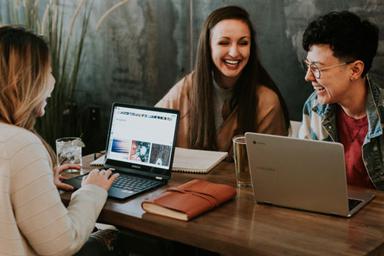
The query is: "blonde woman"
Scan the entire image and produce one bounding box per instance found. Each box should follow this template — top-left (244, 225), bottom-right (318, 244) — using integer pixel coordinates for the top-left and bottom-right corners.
top-left (0, 26), bottom-right (119, 255)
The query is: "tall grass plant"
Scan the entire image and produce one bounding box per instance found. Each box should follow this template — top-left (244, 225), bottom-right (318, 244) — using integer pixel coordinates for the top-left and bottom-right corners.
top-left (0, 0), bottom-right (91, 146)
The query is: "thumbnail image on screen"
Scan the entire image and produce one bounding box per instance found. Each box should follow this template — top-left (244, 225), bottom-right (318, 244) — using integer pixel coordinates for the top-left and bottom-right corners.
top-left (149, 143), bottom-right (171, 167)
top-left (129, 140), bottom-right (151, 163)
top-left (111, 139), bottom-right (130, 153)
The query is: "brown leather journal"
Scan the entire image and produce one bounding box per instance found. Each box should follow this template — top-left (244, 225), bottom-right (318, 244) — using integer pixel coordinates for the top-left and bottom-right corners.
top-left (141, 179), bottom-right (237, 221)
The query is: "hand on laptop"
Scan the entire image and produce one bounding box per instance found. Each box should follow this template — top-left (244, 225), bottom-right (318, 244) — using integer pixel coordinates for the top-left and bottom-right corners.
top-left (82, 169), bottom-right (119, 191)
top-left (53, 163), bottom-right (80, 191)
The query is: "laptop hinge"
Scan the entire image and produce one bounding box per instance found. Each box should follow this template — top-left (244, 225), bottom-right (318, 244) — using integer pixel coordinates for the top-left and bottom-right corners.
top-left (155, 176), bottom-right (163, 180)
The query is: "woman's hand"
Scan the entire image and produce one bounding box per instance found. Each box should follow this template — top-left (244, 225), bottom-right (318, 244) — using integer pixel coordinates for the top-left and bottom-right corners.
top-left (82, 169), bottom-right (119, 191)
top-left (53, 164), bottom-right (80, 191)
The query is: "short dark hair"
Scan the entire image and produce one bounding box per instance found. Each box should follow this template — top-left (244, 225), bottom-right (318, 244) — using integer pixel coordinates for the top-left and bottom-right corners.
top-left (302, 11), bottom-right (379, 76)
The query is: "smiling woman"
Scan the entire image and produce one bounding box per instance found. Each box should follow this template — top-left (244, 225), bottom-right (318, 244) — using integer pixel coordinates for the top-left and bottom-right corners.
top-left (209, 19), bottom-right (250, 89)
top-left (156, 5), bottom-right (290, 155)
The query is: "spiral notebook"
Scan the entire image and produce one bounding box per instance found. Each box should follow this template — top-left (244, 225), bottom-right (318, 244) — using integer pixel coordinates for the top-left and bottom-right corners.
top-left (172, 147), bottom-right (228, 174)
top-left (91, 147), bottom-right (227, 174)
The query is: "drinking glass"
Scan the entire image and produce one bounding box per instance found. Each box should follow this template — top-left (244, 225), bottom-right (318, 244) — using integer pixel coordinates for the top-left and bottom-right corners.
top-left (56, 137), bottom-right (84, 173)
top-left (233, 135), bottom-right (252, 188)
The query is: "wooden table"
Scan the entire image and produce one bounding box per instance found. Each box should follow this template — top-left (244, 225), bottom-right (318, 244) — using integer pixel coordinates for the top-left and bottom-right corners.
top-left (61, 154), bottom-right (384, 256)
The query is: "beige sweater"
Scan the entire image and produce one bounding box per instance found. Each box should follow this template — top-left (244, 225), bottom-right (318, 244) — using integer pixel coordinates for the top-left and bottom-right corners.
top-left (0, 123), bottom-right (107, 256)
top-left (156, 73), bottom-right (288, 153)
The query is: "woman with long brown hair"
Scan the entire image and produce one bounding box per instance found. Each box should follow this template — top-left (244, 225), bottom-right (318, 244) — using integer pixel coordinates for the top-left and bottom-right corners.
top-left (0, 26), bottom-right (118, 255)
top-left (157, 5), bottom-right (289, 153)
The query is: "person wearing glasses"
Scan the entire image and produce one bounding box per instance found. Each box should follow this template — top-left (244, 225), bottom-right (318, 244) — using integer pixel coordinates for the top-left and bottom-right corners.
top-left (299, 11), bottom-right (384, 190)
top-left (156, 6), bottom-right (289, 154)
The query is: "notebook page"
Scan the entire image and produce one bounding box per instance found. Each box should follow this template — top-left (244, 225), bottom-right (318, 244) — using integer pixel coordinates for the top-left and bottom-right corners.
top-left (172, 147), bottom-right (228, 173)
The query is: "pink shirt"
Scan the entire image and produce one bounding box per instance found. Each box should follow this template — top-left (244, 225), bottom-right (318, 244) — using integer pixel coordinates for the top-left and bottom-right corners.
top-left (337, 108), bottom-right (374, 189)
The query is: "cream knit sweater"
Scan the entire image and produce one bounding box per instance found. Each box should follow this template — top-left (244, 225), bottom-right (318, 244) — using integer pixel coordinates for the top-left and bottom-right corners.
top-left (0, 123), bottom-right (108, 255)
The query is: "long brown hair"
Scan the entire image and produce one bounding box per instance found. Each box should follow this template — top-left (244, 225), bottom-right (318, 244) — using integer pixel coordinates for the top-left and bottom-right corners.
top-left (189, 5), bottom-right (289, 150)
top-left (0, 26), bottom-right (56, 164)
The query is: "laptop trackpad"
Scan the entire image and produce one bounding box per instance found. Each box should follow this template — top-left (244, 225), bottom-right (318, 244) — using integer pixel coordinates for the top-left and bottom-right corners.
top-left (108, 186), bottom-right (137, 199)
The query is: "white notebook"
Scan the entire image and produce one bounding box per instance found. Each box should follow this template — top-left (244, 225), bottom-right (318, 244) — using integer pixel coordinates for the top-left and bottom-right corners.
top-left (90, 155), bottom-right (105, 166)
top-left (91, 147), bottom-right (228, 174)
top-left (172, 147), bottom-right (228, 174)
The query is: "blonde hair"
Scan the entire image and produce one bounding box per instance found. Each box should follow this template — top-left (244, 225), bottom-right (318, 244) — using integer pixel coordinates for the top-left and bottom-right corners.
top-left (0, 26), bottom-right (56, 164)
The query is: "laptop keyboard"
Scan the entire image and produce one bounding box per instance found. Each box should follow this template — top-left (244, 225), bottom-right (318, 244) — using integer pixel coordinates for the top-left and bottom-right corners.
top-left (348, 198), bottom-right (362, 211)
top-left (112, 173), bottom-right (162, 192)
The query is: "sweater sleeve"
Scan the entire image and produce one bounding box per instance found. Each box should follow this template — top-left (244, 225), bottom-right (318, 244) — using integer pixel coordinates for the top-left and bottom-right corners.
top-left (155, 82), bottom-right (180, 109)
top-left (10, 133), bottom-right (107, 256)
top-left (155, 75), bottom-right (191, 110)
top-left (255, 86), bottom-right (288, 136)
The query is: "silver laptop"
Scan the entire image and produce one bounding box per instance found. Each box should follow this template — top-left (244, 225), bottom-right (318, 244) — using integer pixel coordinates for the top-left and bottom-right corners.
top-left (245, 132), bottom-right (375, 217)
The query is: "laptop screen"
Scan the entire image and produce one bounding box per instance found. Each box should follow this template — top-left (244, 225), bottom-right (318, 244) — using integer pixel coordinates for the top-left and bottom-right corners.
top-left (105, 103), bottom-right (179, 176)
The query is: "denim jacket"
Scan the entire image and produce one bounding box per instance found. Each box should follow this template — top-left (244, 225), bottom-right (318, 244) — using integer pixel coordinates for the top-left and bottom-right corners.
top-left (298, 78), bottom-right (384, 190)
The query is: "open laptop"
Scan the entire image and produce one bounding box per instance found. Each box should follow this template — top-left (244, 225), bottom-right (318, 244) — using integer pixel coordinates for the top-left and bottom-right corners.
top-left (64, 103), bottom-right (179, 200)
top-left (245, 132), bottom-right (375, 217)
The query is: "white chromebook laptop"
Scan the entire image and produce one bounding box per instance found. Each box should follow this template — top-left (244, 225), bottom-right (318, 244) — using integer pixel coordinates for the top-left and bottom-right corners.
top-left (245, 132), bottom-right (375, 217)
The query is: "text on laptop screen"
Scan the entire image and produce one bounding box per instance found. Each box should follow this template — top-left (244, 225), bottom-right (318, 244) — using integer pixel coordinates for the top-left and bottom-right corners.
top-left (106, 106), bottom-right (178, 170)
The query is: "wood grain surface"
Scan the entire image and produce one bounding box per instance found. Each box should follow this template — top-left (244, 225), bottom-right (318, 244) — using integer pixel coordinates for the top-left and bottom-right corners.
top-left (60, 154), bottom-right (384, 256)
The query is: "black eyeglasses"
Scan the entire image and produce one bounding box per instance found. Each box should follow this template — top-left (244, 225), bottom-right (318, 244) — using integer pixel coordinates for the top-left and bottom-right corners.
top-left (302, 59), bottom-right (354, 79)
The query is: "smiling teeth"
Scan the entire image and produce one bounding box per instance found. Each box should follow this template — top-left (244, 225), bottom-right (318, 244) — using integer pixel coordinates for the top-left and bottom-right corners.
top-left (225, 60), bottom-right (239, 65)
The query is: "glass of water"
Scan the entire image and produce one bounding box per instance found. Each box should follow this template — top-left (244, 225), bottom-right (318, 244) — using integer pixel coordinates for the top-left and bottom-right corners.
top-left (55, 137), bottom-right (85, 173)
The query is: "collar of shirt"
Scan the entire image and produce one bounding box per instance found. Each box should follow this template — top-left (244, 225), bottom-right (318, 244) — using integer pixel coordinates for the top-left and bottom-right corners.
top-left (212, 78), bottom-right (234, 131)
top-left (311, 75), bottom-right (383, 141)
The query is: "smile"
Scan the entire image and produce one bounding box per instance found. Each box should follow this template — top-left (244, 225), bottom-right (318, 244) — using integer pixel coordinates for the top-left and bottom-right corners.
top-left (314, 86), bottom-right (325, 93)
top-left (224, 59), bottom-right (241, 67)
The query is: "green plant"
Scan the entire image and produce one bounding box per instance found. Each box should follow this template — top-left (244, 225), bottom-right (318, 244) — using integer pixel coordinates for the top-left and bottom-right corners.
top-left (0, 0), bottom-right (91, 146)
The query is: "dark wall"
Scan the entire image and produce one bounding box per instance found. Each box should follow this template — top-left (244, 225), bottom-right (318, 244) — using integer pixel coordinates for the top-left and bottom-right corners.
top-left (46, 0), bottom-right (384, 152)
top-left (1, 0), bottom-right (384, 153)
